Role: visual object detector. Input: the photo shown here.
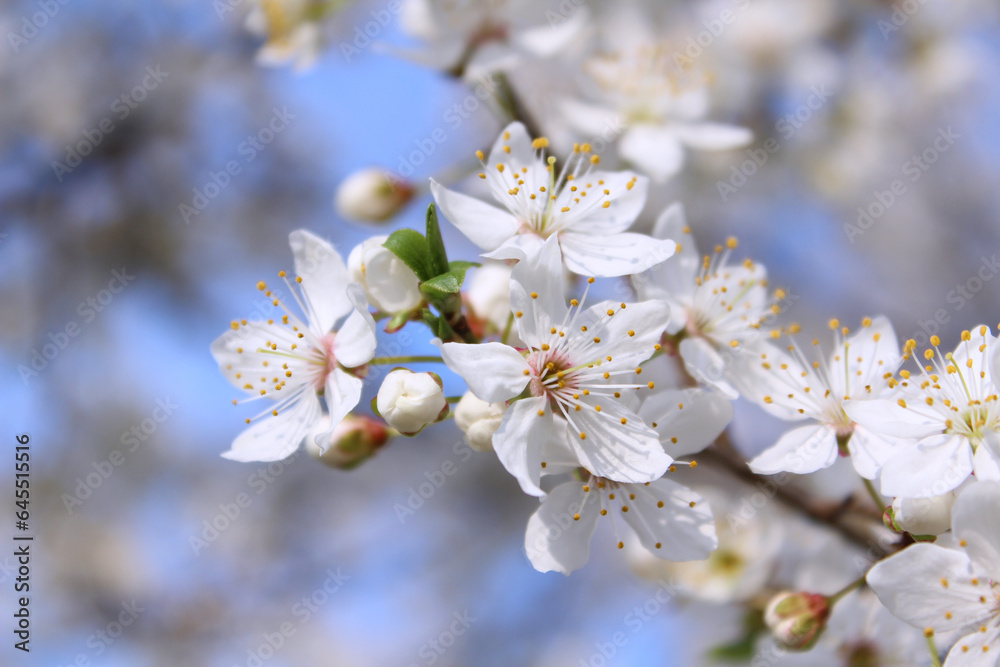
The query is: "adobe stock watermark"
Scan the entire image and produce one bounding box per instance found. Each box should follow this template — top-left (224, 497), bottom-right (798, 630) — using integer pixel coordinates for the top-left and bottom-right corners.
top-left (179, 107), bottom-right (296, 224)
top-left (580, 579), bottom-right (680, 667)
top-left (668, 0), bottom-right (752, 73)
top-left (339, 0), bottom-right (405, 62)
top-left (18, 268), bottom-right (135, 384)
top-left (717, 85), bottom-right (834, 201)
top-left (55, 599), bottom-right (145, 667)
top-left (189, 450), bottom-right (302, 556)
top-left (395, 76), bottom-right (501, 178)
top-left (232, 568), bottom-right (350, 667)
top-left (906, 254), bottom-right (1000, 348)
top-left (844, 126), bottom-right (961, 244)
top-left (878, 0), bottom-right (931, 39)
top-left (51, 65), bottom-right (169, 182)
top-left (407, 610), bottom-right (477, 667)
top-left (7, 0), bottom-right (73, 53)
top-left (62, 398), bottom-right (179, 514)
top-left (393, 438), bottom-right (473, 524)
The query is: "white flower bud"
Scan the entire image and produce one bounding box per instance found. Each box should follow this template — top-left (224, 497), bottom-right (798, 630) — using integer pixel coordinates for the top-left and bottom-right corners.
top-left (348, 235), bottom-right (423, 314)
top-left (335, 168), bottom-right (414, 224)
top-left (376, 369), bottom-right (447, 435)
top-left (891, 492), bottom-right (956, 536)
top-left (453, 391), bottom-right (506, 452)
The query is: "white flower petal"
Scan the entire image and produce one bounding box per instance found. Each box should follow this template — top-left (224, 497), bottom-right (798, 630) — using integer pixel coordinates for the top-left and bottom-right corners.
top-left (463, 42), bottom-right (520, 81)
top-left (515, 6), bottom-right (589, 56)
top-left (619, 124), bottom-right (685, 182)
top-left (950, 481), bottom-right (1000, 578)
top-left (748, 424), bottom-right (839, 475)
top-left (880, 434), bottom-right (973, 498)
top-left (289, 229), bottom-right (351, 334)
top-left (679, 337), bottom-right (739, 399)
top-left (487, 121), bottom-right (536, 172)
top-left (565, 405), bottom-right (671, 484)
top-left (524, 479), bottom-right (600, 574)
top-left (944, 626), bottom-right (1000, 667)
top-left (973, 443), bottom-right (1000, 483)
top-left (829, 315), bottom-right (901, 397)
top-left (510, 234), bottom-right (566, 346)
top-left (211, 323), bottom-right (286, 392)
top-left (482, 232), bottom-right (544, 262)
top-left (625, 477), bottom-right (717, 561)
top-left (222, 390), bottom-right (322, 462)
top-left (559, 232), bottom-right (675, 278)
top-left (867, 543), bottom-right (987, 635)
top-left (492, 397), bottom-right (555, 496)
top-left (670, 122), bottom-right (753, 150)
top-left (429, 179), bottom-right (518, 252)
top-left (847, 426), bottom-right (904, 481)
top-left (949, 325), bottom-right (996, 394)
top-left (633, 203), bottom-right (699, 317)
top-left (576, 298), bottom-right (671, 370)
top-left (435, 339), bottom-right (530, 404)
top-left (333, 284), bottom-right (377, 368)
top-left (559, 170), bottom-right (649, 236)
top-left (559, 97), bottom-right (621, 137)
top-left (844, 398), bottom-right (942, 440)
top-left (325, 367), bottom-right (364, 428)
top-left (639, 389), bottom-right (733, 458)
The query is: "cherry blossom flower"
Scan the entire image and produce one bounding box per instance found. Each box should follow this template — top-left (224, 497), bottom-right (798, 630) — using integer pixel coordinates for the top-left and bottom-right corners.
top-left (558, 9), bottom-right (752, 181)
top-left (435, 235), bottom-right (672, 495)
top-left (740, 317), bottom-right (903, 478)
top-left (845, 326), bottom-right (1000, 497)
top-left (524, 472), bottom-right (717, 575)
top-left (867, 481), bottom-right (1000, 665)
top-left (398, 0), bottom-right (589, 79)
top-left (633, 203), bottom-right (774, 397)
top-left (431, 122), bottom-right (675, 277)
top-left (211, 230), bottom-right (376, 462)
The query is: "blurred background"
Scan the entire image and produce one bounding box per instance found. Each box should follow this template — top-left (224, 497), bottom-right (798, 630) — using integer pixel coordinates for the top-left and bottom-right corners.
top-left (2, 0), bottom-right (1000, 665)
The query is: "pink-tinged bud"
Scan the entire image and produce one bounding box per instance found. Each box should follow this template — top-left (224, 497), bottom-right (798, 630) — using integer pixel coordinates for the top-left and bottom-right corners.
top-left (764, 591), bottom-right (830, 650)
top-left (307, 415), bottom-right (390, 470)
top-left (883, 505), bottom-right (904, 533)
top-left (335, 168), bottom-right (414, 224)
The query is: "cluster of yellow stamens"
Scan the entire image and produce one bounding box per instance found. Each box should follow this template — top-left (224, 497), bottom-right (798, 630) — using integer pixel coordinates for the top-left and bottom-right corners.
top-left (476, 130), bottom-right (634, 237)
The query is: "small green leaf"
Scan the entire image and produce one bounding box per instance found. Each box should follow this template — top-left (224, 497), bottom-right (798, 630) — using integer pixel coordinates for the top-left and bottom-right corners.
top-left (383, 229), bottom-right (434, 281)
top-left (448, 260), bottom-right (480, 272)
top-left (421, 269), bottom-right (469, 299)
top-left (424, 204), bottom-right (450, 278)
top-left (385, 309), bottom-right (415, 334)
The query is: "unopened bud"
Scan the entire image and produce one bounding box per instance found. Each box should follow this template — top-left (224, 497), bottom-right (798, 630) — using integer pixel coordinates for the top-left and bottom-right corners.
top-left (883, 505), bottom-right (903, 533)
top-left (764, 591), bottom-right (830, 650)
top-left (307, 415), bottom-right (390, 470)
top-left (376, 369), bottom-right (448, 435)
top-left (335, 168), bottom-right (414, 224)
top-left (348, 235), bottom-right (423, 314)
top-left (453, 391), bottom-right (506, 452)
top-left (891, 493), bottom-right (955, 537)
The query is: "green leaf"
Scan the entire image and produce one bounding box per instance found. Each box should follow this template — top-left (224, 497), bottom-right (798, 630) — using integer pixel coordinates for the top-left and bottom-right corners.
top-left (383, 229), bottom-right (434, 282)
top-left (424, 204), bottom-right (450, 278)
top-left (448, 260), bottom-right (480, 272)
top-left (420, 268), bottom-right (469, 300)
top-left (384, 309), bottom-right (415, 334)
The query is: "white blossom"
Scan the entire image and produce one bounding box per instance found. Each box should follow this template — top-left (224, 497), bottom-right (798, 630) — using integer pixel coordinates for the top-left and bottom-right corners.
top-left (431, 122), bottom-right (675, 277)
top-left (211, 230), bottom-right (376, 462)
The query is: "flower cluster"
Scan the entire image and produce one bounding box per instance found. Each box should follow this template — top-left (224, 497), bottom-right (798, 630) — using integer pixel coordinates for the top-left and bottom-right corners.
top-left (212, 2), bottom-right (1000, 664)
